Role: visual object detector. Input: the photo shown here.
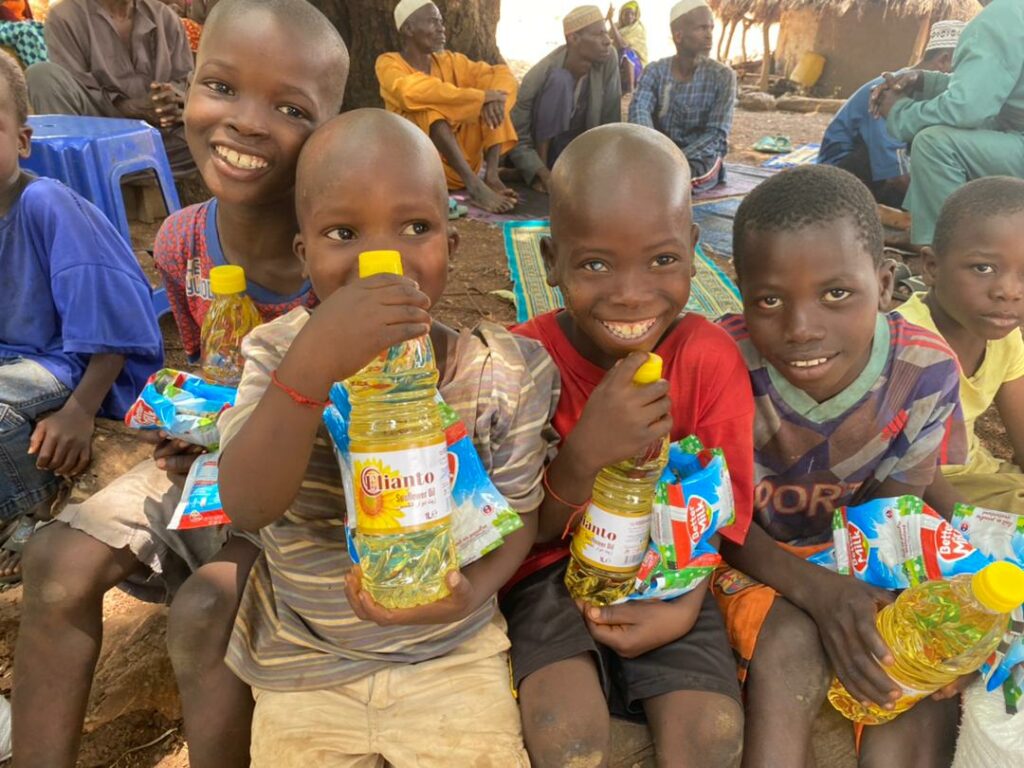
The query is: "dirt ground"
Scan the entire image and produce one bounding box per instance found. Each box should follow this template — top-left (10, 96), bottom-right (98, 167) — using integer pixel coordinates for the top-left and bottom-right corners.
top-left (0, 105), bottom-right (1007, 767)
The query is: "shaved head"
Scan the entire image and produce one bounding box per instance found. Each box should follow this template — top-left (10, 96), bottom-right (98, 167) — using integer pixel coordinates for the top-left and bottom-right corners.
top-left (549, 124), bottom-right (693, 241)
top-left (296, 108), bottom-right (448, 224)
top-left (202, 0), bottom-right (350, 112)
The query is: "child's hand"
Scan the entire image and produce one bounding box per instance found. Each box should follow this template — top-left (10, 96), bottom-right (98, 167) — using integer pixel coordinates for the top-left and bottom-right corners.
top-left (578, 593), bottom-right (701, 659)
top-left (564, 352), bottom-right (671, 474)
top-left (806, 572), bottom-right (900, 709)
top-left (345, 566), bottom-right (476, 626)
top-left (28, 398), bottom-right (94, 477)
top-left (932, 672), bottom-right (978, 701)
top-left (150, 432), bottom-right (205, 486)
top-left (288, 274), bottom-right (432, 392)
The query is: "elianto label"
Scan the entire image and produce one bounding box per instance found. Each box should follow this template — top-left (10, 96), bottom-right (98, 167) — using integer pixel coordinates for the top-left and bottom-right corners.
top-left (351, 440), bottom-right (451, 533)
top-left (572, 503), bottom-right (651, 573)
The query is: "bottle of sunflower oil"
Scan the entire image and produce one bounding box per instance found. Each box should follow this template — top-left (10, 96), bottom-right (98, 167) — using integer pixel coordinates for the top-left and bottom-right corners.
top-left (565, 354), bottom-right (668, 606)
top-left (828, 561), bottom-right (1024, 724)
top-left (345, 250), bottom-right (456, 609)
top-left (200, 265), bottom-right (262, 387)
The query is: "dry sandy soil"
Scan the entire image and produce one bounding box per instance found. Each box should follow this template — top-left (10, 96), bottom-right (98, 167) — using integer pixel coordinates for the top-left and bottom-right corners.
top-left (0, 106), bottom-right (1002, 767)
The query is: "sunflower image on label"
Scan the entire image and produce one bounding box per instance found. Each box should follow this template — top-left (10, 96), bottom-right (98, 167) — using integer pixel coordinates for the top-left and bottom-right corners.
top-left (571, 502), bottom-right (651, 573)
top-left (351, 440), bottom-right (451, 534)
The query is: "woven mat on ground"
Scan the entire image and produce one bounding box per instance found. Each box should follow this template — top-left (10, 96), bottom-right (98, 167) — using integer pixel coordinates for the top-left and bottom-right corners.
top-left (694, 163), bottom-right (775, 201)
top-left (503, 220), bottom-right (741, 323)
top-left (452, 182), bottom-right (550, 225)
top-left (762, 143), bottom-right (820, 170)
top-left (692, 197), bottom-right (742, 261)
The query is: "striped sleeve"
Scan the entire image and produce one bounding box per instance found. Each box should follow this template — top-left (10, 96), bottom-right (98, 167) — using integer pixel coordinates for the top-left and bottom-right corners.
top-left (442, 323), bottom-right (560, 515)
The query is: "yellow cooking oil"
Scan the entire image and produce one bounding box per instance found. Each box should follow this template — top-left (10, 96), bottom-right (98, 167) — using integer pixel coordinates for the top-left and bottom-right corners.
top-left (565, 354), bottom-right (669, 606)
top-left (828, 561), bottom-right (1024, 724)
top-left (200, 265), bottom-right (262, 386)
top-left (345, 251), bottom-right (456, 609)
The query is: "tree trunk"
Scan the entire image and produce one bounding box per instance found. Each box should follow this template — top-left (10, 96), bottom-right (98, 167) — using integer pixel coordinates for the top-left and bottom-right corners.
top-left (309, 0), bottom-right (503, 110)
top-left (758, 22), bottom-right (772, 92)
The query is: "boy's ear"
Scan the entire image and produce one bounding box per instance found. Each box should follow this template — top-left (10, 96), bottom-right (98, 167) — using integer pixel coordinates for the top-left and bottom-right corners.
top-left (293, 233), bottom-right (309, 278)
top-left (877, 258), bottom-right (896, 310)
top-left (18, 124), bottom-right (31, 159)
top-left (920, 246), bottom-right (939, 288)
top-left (447, 224), bottom-right (460, 258)
top-left (540, 235), bottom-right (559, 288)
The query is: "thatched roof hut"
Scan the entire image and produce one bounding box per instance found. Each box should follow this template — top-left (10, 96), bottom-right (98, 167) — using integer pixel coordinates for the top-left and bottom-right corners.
top-left (709, 0), bottom-right (979, 97)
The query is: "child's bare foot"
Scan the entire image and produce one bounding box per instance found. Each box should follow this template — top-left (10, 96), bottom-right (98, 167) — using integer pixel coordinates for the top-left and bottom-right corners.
top-left (467, 178), bottom-right (516, 213)
top-left (0, 516), bottom-right (35, 584)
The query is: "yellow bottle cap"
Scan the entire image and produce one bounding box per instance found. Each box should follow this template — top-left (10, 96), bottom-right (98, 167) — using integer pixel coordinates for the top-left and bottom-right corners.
top-left (359, 250), bottom-right (403, 278)
top-left (209, 265), bottom-right (247, 295)
top-left (633, 353), bottom-right (663, 385)
top-left (971, 561), bottom-right (1024, 614)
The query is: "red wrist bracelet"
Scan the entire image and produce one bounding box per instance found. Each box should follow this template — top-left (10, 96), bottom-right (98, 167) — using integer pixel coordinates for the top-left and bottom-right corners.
top-left (270, 370), bottom-right (329, 410)
top-left (542, 466), bottom-right (591, 540)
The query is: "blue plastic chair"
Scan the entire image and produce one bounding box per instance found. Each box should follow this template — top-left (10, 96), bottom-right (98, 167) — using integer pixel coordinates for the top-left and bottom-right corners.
top-left (21, 115), bottom-right (182, 238)
top-left (21, 115), bottom-right (181, 319)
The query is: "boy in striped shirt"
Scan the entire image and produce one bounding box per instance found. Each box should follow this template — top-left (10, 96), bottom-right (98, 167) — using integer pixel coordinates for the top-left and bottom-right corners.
top-left (715, 165), bottom-right (968, 768)
top-left (217, 109), bottom-right (558, 767)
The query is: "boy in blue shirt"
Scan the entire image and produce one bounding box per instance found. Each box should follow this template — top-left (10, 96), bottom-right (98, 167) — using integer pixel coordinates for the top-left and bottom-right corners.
top-left (0, 50), bottom-right (163, 582)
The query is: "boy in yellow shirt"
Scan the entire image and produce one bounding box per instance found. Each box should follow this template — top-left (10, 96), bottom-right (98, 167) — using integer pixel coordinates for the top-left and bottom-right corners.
top-left (897, 176), bottom-right (1024, 514)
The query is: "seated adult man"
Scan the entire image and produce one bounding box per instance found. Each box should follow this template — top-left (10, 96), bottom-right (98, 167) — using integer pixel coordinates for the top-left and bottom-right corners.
top-left (25, 0), bottom-right (194, 175)
top-left (875, 0), bottom-right (1024, 247)
top-left (628, 0), bottom-right (734, 192)
top-left (508, 4), bottom-right (620, 193)
top-left (818, 21), bottom-right (962, 209)
top-left (377, 0), bottom-right (518, 213)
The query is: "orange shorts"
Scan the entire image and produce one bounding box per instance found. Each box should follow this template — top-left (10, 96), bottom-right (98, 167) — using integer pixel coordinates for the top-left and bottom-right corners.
top-left (712, 541), bottom-right (868, 746)
top-left (711, 541), bottom-right (829, 685)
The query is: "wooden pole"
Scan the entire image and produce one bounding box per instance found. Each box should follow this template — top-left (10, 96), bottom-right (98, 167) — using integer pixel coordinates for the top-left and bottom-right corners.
top-left (759, 21), bottom-right (772, 91)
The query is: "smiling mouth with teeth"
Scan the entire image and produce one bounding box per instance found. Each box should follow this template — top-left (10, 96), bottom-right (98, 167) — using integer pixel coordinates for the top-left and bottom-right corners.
top-left (788, 357), bottom-right (832, 369)
top-left (214, 145), bottom-right (269, 171)
top-left (600, 319), bottom-right (657, 340)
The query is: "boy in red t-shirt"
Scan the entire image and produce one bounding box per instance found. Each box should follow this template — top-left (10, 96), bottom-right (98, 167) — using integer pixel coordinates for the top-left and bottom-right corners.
top-left (504, 123), bottom-right (754, 768)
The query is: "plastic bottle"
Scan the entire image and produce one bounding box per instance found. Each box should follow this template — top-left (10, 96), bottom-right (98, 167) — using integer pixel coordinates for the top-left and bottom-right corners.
top-left (828, 561), bottom-right (1024, 725)
top-left (565, 354), bottom-right (669, 606)
top-left (345, 250), bottom-right (456, 609)
top-left (200, 265), bottom-right (262, 387)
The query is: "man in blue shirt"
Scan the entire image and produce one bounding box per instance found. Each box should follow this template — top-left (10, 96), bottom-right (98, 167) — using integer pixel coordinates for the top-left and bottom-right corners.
top-left (628, 0), bottom-right (735, 192)
top-left (818, 20), bottom-right (962, 208)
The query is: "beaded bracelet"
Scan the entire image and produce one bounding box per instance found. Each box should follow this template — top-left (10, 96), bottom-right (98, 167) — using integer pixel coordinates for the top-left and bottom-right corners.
top-left (270, 370), bottom-right (329, 410)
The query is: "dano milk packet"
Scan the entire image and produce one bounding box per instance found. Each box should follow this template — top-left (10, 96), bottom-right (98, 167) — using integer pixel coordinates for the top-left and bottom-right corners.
top-left (125, 369), bottom-right (235, 449)
top-left (168, 452), bottom-right (230, 530)
top-left (626, 436), bottom-right (734, 602)
top-left (952, 503), bottom-right (1024, 567)
top-left (833, 496), bottom-right (992, 589)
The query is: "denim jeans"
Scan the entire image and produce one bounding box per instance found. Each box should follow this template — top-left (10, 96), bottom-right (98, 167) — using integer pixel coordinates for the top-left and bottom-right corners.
top-left (1, 358), bottom-right (71, 521)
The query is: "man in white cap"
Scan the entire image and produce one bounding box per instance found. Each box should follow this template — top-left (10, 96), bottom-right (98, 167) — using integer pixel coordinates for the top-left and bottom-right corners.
top-left (873, 0), bottom-right (1024, 247)
top-left (628, 0), bottom-right (734, 192)
top-left (376, 0), bottom-right (519, 213)
top-left (819, 20), bottom-right (963, 208)
top-left (507, 5), bottom-right (620, 193)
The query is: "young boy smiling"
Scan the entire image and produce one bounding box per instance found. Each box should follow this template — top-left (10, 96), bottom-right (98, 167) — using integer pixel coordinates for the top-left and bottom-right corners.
top-left (504, 123), bottom-right (752, 768)
top-left (217, 108), bottom-right (557, 767)
top-left (716, 165), bottom-right (968, 768)
top-left (897, 177), bottom-right (1024, 516)
top-left (14, 2), bottom-right (350, 765)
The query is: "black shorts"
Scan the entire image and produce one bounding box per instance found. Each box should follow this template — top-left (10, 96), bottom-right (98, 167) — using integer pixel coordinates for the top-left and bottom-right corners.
top-left (500, 559), bottom-right (741, 721)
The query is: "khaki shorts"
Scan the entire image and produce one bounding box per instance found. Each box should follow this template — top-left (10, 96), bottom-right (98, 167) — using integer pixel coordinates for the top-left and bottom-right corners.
top-left (53, 458), bottom-right (236, 602)
top-left (250, 617), bottom-right (529, 768)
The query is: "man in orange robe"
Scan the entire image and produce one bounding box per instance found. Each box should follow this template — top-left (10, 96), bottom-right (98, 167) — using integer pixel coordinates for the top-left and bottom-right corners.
top-left (377, 0), bottom-right (518, 213)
